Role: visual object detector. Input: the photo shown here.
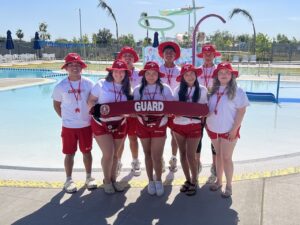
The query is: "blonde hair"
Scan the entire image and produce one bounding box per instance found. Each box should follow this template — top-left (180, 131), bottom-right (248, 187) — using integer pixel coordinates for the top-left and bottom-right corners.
top-left (209, 74), bottom-right (237, 100)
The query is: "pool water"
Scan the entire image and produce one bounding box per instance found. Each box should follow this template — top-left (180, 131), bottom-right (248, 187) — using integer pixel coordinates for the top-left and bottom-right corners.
top-left (0, 69), bottom-right (299, 168)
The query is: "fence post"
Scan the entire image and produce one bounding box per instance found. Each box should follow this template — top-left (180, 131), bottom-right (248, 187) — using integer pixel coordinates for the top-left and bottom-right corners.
top-left (276, 73), bottom-right (281, 103)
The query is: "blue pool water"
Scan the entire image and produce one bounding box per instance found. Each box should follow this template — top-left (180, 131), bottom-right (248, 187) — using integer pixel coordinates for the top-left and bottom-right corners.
top-left (0, 69), bottom-right (300, 168)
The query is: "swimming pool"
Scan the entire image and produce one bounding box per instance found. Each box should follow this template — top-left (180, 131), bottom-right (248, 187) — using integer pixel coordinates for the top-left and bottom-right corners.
top-left (0, 69), bottom-right (300, 169)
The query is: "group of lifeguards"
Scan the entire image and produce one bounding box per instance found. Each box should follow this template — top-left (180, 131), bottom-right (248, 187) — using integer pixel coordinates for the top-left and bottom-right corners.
top-left (52, 41), bottom-right (249, 198)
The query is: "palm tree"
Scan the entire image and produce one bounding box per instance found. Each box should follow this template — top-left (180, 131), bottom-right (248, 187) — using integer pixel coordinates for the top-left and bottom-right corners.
top-left (229, 8), bottom-right (256, 54)
top-left (16, 29), bottom-right (24, 41)
top-left (39, 22), bottom-right (51, 40)
top-left (140, 12), bottom-right (150, 39)
top-left (98, 0), bottom-right (118, 40)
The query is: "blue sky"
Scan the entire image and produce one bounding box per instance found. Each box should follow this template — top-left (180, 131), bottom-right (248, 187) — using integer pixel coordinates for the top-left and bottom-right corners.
top-left (1, 0), bottom-right (300, 42)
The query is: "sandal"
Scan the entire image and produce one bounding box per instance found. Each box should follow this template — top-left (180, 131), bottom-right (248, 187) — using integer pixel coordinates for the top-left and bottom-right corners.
top-left (186, 183), bottom-right (197, 196)
top-left (221, 186), bottom-right (232, 198)
top-left (209, 182), bottom-right (222, 192)
top-left (180, 180), bottom-right (191, 193)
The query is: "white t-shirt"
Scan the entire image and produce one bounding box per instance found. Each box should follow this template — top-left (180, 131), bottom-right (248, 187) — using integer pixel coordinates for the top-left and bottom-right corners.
top-left (91, 79), bottom-right (130, 122)
top-left (197, 65), bottom-right (216, 90)
top-left (206, 86), bottom-right (250, 133)
top-left (173, 85), bottom-right (208, 125)
top-left (133, 83), bottom-right (174, 127)
top-left (130, 68), bottom-right (142, 89)
top-left (159, 64), bottom-right (181, 91)
top-left (52, 76), bottom-right (94, 128)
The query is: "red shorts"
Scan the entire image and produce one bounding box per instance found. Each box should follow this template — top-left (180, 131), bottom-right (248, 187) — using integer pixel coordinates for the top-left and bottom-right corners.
top-left (171, 123), bottom-right (203, 138)
top-left (61, 126), bottom-right (93, 155)
top-left (206, 126), bottom-right (241, 140)
top-left (136, 121), bottom-right (167, 138)
top-left (126, 117), bottom-right (138, 136)
top-left (91, 117), bottom-right (127, 139)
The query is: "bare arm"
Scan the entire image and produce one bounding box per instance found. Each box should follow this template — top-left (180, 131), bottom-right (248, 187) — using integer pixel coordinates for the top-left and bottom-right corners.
top-left (228, 107), bottom-right (247, 141)
top-left (87, 93), bottom-right (98, 110)
top-left (53, 100), bottom-right (62, 117)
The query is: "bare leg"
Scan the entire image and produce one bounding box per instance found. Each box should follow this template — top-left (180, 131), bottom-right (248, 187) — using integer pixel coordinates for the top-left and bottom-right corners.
top-left (151, 137), bottom-right (166, 181)
top-left (171, 131), bottom-right (178, 156)
top-left (186, 138), bottom-right (200, 184)
top-left (111, 138), bottom-right (125, 182)
top-left (94, 134), bottom-right (115, 184)
top-left (211, 138), bottom-right (223, 185)
top-left (129, 135), bottom-right (139, 159)
top-left (82, 152), bottom-right (92, 174)
top-left (64, 154), bottom-right (75, 177)
top-left (140, 138), bottom-right (153, 181)
top-left (220, 139), bottom-right (237, 188)
top-left (174, 132), bottom-right (190, 182)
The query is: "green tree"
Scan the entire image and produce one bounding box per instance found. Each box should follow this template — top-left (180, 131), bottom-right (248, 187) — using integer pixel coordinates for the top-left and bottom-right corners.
top-left (256, 33), bottom-right (272, 60)
top-left (207, 30), bottom-right (234, 49)
top-left (229, 8), bottom-right (256, 54)
top-left (55, 38), bottom-right (69, 43)
top-left (39, 22), bottom-right (51, 40)
top-left (98, 0), bottom-right (118, 40)
top-left (15, 29), bottom-right (24, 41)
top-left (276, 33), bottom-right (290, 43)
top-left (82, 34), bottom-right (90, 44)
top-left (94, 28), bottom-right (113, 45)
top-left (142, 37), bottom-right (152, 47)
top-left (118, 34), bottom-right (136, 47)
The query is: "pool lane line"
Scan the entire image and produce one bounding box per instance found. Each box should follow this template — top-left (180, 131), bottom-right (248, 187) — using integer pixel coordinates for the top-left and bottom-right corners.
top-left (0, 166), bottom-right (299, 189)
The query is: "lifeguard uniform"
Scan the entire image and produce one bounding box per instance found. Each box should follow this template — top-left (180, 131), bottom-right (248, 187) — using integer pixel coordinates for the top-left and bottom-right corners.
top-left (206, 86), bottom-right (250, 140)
top-left (133, 83), bottom-right (174, 138)
top-left (171, 85), bottom-right (208, 138)
top-left (52, 76), bottom-right (94, 154)
top-left (91, 79), bottom-right (128, 139)
top-left (159, 64), bottom-right (181, 91)
top-left (126, 69), bottom-right (141, 136)
top-left (197, 65), bottom-right (216, 90)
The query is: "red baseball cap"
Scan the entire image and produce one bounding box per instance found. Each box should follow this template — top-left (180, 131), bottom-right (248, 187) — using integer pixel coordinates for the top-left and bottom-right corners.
top-left (106, 59), bottom-right (132, 75)
top-left (212, 62), bottom-right (239, 78)
top-left (61, 53), bottom-right (87, 69)
top-left (197, 44), bottom-right (221, 58)
top-left (138, 61), bottom-right (165, 77)
top-left (158, 41), bottom-right (181, 60)
top-left (117, 46), bottom-right (139, 63)
top-left (176, 64), bottom-right (202, 82)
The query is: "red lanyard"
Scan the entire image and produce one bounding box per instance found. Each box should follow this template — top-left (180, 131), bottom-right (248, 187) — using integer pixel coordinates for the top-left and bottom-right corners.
top-left (113, 82), bottom-right (123, 102)
top-left (68, 77), bottom-right (81, 113)
top-left (214, 89), bottom-right (225, 115)
top-left (146, 85), bottom-right (158, 100)
top-left (203, 66), bottom-right (213, 88)
top-left (186, 87), bottom-right (193, 102)
top-left (164, 65), bottom-right (174, 85)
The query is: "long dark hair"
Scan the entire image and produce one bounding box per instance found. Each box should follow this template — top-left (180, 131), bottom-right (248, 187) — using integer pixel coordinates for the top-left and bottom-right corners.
top-left (139, 76), bottom-right (164, 100)
top-left (178, 78), bottom-right (200, 103)
top-left (105, 71), bottom-right (133, 100)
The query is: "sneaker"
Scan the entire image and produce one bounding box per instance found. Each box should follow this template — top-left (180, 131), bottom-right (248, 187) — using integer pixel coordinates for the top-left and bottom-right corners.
top-left (207, 165), bottom-right (217, 184)
top-left (155, 181), bottom-right (164, 196)
top-left (103, 182), bottom-right (115, 194)
top-left (162, 158), bottom-right (166, 173)
top-left (112, 181), bottom-right (125, 192)
top-left (116, 161), bottom-right (122, 177)
top-left (85, 177), bottom-right (97, 190)
top-left (147, 181), bottom-right (156, 195)
top-left (168, 156), bottom-right (178, 172)
top-left (131, 159), bottom-right (141, 176)
top-left (64, 180), bottom-right (77, 193)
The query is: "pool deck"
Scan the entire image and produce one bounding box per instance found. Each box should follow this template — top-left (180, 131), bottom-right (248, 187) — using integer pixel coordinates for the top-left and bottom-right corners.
top-left (1, 152), bottom-right (300, 225)
top-left (1, 63), bottom-right (300, 224)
